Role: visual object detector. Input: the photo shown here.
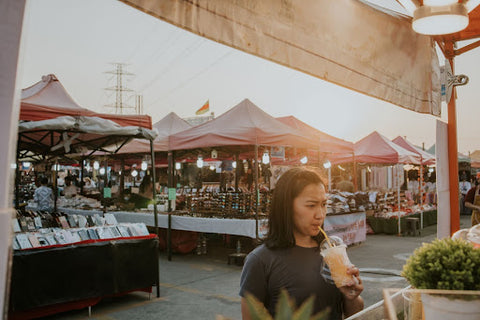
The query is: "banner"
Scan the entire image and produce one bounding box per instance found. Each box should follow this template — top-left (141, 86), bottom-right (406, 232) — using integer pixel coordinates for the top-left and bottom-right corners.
top-left (324, 212), bottom-right (366, 245)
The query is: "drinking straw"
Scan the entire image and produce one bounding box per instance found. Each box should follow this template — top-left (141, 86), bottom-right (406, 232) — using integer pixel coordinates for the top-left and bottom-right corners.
top-left (318, 226), bottom-right (333, 247)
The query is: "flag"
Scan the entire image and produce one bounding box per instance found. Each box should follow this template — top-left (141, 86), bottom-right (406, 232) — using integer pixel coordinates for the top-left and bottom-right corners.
top-left (195, 100), bottom-right (209, 115)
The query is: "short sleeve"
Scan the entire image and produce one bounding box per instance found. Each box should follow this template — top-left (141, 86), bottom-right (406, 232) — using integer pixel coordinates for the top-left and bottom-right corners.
top-left (239, 251), bottom-right (267, 303)
top-left (465, 187), bottom-right (476, 204)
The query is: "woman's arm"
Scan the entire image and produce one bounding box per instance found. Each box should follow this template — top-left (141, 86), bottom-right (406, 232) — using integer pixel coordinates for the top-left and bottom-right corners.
top-left (241, 297), bottom-right (252, 320)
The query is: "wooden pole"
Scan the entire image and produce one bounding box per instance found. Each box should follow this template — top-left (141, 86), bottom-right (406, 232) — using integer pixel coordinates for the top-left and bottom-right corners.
top-left (446, 42), bottom-right (460, 235)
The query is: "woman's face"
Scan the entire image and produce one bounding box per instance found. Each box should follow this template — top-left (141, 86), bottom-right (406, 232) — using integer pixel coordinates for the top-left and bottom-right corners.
top-left (292, 182), bottom-right (327, 241)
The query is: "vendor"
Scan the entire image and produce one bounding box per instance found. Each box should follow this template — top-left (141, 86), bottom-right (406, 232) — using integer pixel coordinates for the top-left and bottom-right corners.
top-left (464, 172), bottom-right (480, 226)
top-left (130, 175), bottom-right (154, 209)
top-left (63, 176), bottom-right (78, 198)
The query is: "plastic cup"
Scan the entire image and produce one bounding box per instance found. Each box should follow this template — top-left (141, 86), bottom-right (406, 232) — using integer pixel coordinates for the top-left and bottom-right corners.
top-left (402, 289), bottom-right (423, 320)
top-left (320, 244), bottom-right (354, 288)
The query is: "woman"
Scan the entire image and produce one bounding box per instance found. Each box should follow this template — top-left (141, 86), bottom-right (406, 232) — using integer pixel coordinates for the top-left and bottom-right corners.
top-left (131, 175), bottom-right (154, 209)
top-left (239, 167), bottom-right (363, 319)
top-left (464, 172), bottom-right (480, 226)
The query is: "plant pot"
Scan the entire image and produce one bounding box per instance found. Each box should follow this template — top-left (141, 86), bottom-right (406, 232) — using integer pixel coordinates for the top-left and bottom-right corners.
top-left (421, 293), bottom-right (480, 320)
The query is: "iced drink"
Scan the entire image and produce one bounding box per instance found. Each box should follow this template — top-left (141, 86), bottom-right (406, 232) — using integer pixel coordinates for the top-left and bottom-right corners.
top-left (320, 244), bottom-right (354, 288)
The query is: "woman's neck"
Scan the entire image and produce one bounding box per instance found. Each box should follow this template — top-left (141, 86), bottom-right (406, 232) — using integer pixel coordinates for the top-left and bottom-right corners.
top-left (294, 235), bottom-right (317, 248)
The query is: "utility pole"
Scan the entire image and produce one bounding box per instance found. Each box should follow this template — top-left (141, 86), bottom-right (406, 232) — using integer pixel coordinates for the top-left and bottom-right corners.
top-left (104, 63), bottom-right (135, 114)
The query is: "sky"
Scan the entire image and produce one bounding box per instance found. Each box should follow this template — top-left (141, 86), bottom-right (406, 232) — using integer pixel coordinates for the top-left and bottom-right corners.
top-left (19, 0), bottom-right (480, 154)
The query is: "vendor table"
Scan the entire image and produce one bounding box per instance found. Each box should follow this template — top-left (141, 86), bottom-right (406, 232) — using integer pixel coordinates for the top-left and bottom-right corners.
top-left (114, 211), bottom-right (269, 239)
top-left (60, 208), bottom-right (366, 244)
top-left (9, 234), bottom-right (159, 319)
top-left (366, 210), bottom-right (437, 235)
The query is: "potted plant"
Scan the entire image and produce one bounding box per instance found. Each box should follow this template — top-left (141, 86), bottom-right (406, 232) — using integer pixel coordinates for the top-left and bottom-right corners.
top-left (401, 238), bottom-right (480, 320)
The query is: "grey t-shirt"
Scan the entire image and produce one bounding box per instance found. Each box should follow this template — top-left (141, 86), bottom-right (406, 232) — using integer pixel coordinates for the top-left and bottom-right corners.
top-left (239, 243), bottom-right (344, 319)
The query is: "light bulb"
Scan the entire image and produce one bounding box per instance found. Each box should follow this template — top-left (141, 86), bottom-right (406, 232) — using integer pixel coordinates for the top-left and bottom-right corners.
top-left (300, 156), bottom-right (308, 164)
top-left (412, 3), bottom-right (468, 35)
top-left (197, 157), bottom-right (204, 168)
top-left (175, 162), bottom-right (182, 170)
top-left (141, 161), bottom-right (148, 171)
top-left (99, 167), bottom-right (106, 175)
top-left (262, 152), bottom-right (270, 164)
top-left (93, 161), bottom-right (100, 170)
top-left (131, 169), bottom-right (138, 177)
top-left (232, 161), bottom-right (237, 169)
top-left (323, 160), bottom-right (331, 169)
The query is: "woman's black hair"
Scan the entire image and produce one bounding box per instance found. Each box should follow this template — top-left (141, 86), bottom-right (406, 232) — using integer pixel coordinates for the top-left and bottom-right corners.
top-left (139, 174), bottom-right (152, 194)
top-left (264, 167), bottom-right (327, 249)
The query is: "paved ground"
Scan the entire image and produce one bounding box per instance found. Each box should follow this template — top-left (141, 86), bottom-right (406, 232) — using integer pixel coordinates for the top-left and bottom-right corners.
top-left (40, 215), bottom-right (472, 320)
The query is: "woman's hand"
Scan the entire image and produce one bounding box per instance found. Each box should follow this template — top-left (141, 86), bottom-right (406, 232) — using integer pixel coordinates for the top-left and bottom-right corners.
top-left (339, 266), bottom-right (363, 301)
top-left (340, 265), bottom-right (364, 317)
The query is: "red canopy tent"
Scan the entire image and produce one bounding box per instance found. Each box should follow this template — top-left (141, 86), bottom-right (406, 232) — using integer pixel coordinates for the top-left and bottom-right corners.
top-left (276, 116), bottom-right (353, 154)
top-left (392, 136), bottom-right (435, 166)
top-left (332, 131), bottom-right (421, 165)
top-left (169, 99), bottom-right (319, 150)
top-left (20, 74), bottom-right (152, 129)
top-left (113, 112), bottom-right (192, 154)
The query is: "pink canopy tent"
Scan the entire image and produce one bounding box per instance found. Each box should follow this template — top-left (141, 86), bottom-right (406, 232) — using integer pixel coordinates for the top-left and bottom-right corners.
top-left (392, 136), bottom-right (435, 166)
top-left (276, 116), bottom-right (353, 154)
top-left (20, 74), bottom-right (152, 129)
top-left (169, 99), bottom-right (319, 150)
top-left (332, 131), bottom-right (421, 165)
top-left (113, 112), bottom-right (192, 154)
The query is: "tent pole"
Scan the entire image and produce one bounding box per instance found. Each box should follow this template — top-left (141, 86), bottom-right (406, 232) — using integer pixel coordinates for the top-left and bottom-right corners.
top-left (80, 158), bottom-right (84, 195)
top-left (150, 140), bottom-right (160, 298)
top-left (53, 161), bottom-right (58, 212)
top-left (446, 44), bottom-right (460, 235)
top-left (235, 153), bottom-right (239, 192)
top-left (254, 145), bottom-right (259, 239)
top-left (353, 154), bottom-right (357, 191)
top-left (15, 160), bottom-right (20, 209)
top-left (167, 150), bottom-right (174, 262)
top-left (120, 158), bottom-right (125, 196)
top-left (397, 166), bottom-right (401, 235)
top-left (419, 163), bottom-right (424, 229)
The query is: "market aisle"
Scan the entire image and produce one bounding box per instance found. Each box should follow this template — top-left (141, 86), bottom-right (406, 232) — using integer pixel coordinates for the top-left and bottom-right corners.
top-left (38, 215), bottom-right (471, 319)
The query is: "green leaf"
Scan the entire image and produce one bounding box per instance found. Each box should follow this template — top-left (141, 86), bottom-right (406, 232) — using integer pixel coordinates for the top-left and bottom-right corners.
top-left (275, 289), bottom-right (294, 320)
top-left (245, 293), bottom-right (273, 320)
top-left (292, 295), bottom-right (314, 320)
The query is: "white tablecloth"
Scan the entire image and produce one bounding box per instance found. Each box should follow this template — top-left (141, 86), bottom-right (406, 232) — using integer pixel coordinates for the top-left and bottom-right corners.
top-left (59, 207), bottom-right (365, 241)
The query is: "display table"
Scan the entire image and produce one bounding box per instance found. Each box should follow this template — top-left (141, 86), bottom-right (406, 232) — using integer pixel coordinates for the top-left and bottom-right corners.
top-left (9, 234), bottom-right (159, 319)
top-left (367, 210), bottom-right (437, 235)
top-left (61, 209), bottom-right (367, 243)
top-left (114, 211), bottom-right (268, 238)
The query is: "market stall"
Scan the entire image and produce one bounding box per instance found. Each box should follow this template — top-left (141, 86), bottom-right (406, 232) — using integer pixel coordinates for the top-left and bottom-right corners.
top-left (12, 75), bottom-right (162, 314)
top-left (330, 131), bottom-right (428, 234)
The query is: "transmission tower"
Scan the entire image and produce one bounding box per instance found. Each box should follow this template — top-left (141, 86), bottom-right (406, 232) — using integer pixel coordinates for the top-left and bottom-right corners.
top-left (104, 63), bottom-right (135, 114)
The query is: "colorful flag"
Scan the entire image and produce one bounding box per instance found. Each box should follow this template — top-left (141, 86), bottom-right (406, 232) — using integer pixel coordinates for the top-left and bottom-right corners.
top-left (195, 100), bottom-right (209, 115)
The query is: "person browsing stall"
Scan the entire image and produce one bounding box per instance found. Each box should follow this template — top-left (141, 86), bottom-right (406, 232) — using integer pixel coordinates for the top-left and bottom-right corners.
top-left (130, 174), bottom-right (154, 209)
top-left (33, 177), bottom-right (54, 212)
top-left (63, 176), bottom-right (78, 198)
top-left (239, 167), bottom-right (364, 320)
top-left (464, 172), bottom-right (480, 226)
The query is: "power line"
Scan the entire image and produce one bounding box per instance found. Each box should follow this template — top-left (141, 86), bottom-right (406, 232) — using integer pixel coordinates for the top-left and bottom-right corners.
top-left (137, 38), bottom-right (206, 93)
top-left (134, 31), bottom-right (187, 77)
top-left (146, 50), bottom-right (234, 109)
